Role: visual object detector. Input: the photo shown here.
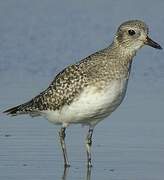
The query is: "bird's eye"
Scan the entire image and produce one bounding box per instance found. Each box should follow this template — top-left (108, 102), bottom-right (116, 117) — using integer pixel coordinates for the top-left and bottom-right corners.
top-left (128, 29), bottom-right (136, 36)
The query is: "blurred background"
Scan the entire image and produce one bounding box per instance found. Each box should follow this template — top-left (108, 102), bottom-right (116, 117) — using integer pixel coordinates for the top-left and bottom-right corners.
top-left (0, 0), bottom-right (164, 180)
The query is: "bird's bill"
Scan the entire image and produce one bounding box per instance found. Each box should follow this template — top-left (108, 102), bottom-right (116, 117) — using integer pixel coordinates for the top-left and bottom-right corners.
top-left (145, 36), bottom-right (162, 49)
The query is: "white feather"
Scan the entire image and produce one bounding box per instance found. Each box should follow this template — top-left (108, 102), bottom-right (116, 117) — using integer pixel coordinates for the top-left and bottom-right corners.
top-left (42, 79), bottom-right (128, 126)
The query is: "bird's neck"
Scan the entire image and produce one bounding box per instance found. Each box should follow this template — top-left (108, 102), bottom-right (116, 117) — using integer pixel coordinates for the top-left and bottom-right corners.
top-left (108, 41), bottom-right (137, 64)
top-left (103, 42), bottom-right (136, 78)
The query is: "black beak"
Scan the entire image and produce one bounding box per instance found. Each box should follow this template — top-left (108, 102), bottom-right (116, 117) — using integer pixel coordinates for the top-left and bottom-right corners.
top-left (145, 36), bottom-right (162, 50)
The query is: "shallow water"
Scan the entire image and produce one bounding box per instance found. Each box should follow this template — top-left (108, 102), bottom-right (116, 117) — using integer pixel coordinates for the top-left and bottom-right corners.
top-left (0, 0), bottom-right (164, 180)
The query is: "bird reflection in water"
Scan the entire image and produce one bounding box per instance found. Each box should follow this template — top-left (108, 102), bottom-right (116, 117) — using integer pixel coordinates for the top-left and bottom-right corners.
top-left (61, 167), bottom-right (69, 180)
top-left (61, 166), bottom-right (92, 180)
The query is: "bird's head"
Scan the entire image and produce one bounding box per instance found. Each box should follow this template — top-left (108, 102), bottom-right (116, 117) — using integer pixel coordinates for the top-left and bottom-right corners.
top-left (114, 20), bottom-right (162, 53)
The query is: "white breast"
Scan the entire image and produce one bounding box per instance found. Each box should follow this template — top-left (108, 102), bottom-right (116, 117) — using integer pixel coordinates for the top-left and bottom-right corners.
top-left (43, 79), bottom-right (128, 126)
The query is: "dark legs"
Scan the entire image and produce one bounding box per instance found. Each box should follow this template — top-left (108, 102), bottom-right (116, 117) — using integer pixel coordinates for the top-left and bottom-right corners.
top-left (62, 166), bottom-right (70, 180)
top-left (85, 128), bottom-right (94, 167)
top-left (59, 127), bottom-right (70, 167)
top-left (59, 126), bottom-right (94, 167)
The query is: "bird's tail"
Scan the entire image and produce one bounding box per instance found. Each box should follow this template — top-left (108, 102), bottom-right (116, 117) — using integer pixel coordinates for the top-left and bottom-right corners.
top-left (3, 100), bottom-right (39, 117)
top-left (3, 104), bottom-right (24, 116)
top-left (3, 98), bottom-right (41, 117)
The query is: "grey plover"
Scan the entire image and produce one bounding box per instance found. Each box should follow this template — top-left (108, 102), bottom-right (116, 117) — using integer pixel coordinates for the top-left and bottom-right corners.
top-left (4, 20), bottom-right (162, 167)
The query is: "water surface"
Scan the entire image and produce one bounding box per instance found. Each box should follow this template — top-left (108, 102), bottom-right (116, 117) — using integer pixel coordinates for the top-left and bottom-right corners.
top-left (0, 0), bottom-right (164, 180)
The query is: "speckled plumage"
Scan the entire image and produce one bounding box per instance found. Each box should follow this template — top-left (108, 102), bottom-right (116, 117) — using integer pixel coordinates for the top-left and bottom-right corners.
top-left (4, 20), bottom-right (151, 117)
top-left (5, 47), bottom-right (132, 115)
top-left (4, 20), bottom-right (162, 167)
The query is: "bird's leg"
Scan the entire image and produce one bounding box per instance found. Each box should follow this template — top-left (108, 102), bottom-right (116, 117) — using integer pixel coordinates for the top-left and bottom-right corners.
top-left (85, 128), bottom-right (94, 167)
top-left (59, 127), bottom-right (70, 167)
top-left (86, 165), bottom-right (92, 180)
top-left (62, 166), bottom-right (70, 180)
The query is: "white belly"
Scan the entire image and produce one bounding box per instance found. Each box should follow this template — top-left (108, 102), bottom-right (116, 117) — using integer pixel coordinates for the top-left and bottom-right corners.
top-left (43, 79), bottom-right (128, 126)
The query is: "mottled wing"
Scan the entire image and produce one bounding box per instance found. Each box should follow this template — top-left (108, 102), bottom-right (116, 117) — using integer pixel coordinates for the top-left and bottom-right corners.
top-left (30, 64), bottom-right (89, 111)
top-left (3, 49), bottom-right (111, 116)
top-left (3, 63), bottom-right (89, 116)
